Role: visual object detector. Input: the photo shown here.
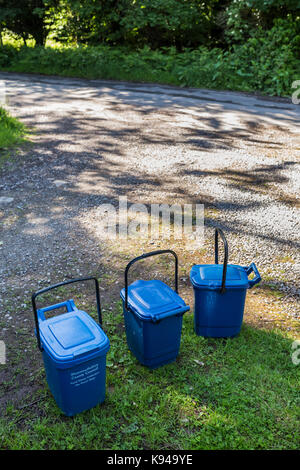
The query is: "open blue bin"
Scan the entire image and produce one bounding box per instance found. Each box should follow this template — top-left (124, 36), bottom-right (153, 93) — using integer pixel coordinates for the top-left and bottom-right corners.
top-left (190, 229), bottom-right (261, 338)
top-left (120, 250), bottom-right (190, 369)
top-left (32, 277), bottom-right (110, 416)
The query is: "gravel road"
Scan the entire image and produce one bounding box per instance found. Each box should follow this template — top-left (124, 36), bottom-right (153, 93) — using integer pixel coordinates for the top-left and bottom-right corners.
top-left (0, 72), bottom-right (299, 329)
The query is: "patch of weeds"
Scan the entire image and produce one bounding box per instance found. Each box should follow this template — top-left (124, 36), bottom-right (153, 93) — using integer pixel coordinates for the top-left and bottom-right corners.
top-left (257, 283), bottom-right (285, 300)
top-left (277, 193), bottom-right (300, 209)
top-left (274, 255), bottom-right (295, 264)
top-left (205, 207), bottom-right (221, 219)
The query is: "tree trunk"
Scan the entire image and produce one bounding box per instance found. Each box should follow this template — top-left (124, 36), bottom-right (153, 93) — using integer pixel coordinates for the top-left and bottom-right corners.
top-left (22, 34), bottom-right (27, 47)
top-left (34, 30), bottom-right (46, 46)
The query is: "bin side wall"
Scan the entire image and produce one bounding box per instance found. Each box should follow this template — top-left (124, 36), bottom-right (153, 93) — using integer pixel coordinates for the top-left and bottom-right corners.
top-left (42, 351), bottom-right (107, 416)
top-left (193, 287), bottom-right (247, 337)
top-left (122, 301), bottom-right (183, 368)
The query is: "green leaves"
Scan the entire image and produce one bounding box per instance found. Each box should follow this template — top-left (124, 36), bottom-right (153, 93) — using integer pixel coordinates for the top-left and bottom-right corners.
top-left (1, 13), bottom-right (299, 98)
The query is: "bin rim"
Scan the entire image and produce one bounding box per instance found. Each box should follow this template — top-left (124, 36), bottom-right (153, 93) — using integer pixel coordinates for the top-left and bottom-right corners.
top-left (190, 263), bottom-right (252, 290)
top-left (38, 309), bottom-right (110, 367)
top-left (120, 279), bottom-right (189, 322)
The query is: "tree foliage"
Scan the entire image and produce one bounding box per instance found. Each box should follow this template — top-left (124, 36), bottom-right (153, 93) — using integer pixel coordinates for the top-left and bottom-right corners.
top-left (0, 0), bottom-right (61, 45)
top-left (0, 0), bottom-right (299, 49)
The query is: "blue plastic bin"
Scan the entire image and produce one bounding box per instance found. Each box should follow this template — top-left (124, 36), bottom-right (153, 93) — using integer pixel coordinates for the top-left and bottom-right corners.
top-left (120, 250), bottom-right (190, 369)
top-left (190, 229), bottom-right (261, 338)
top-left (32, 277), bottom-right (110, 416)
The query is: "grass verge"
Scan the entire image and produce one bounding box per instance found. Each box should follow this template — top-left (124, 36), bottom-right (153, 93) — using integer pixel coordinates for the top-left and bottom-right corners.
top-left (0, 107), bottom-right (26, 149)
top-left (0, 106), bottom-right (28, 168)
top-left (0, 299), bottom-right (299, 450)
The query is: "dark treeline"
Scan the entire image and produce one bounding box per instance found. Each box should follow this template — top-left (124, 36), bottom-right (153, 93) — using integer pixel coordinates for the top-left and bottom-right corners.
top-left (0, 1), bottom-right (299, 97)
top-left (0, 0), bottom-right (299, 49)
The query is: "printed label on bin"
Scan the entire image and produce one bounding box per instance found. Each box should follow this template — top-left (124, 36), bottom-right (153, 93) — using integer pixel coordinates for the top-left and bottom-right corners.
top-left (70, 364), bottom-right (100, 387)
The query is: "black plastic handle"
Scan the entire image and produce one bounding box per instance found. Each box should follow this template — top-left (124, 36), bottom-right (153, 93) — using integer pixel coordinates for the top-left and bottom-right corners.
top-left (124, 249), bottom-right (178, 311)
top-left (214, 228), bottom-right (228, 294)
top-left (32, 276), bottom-right (102, 351)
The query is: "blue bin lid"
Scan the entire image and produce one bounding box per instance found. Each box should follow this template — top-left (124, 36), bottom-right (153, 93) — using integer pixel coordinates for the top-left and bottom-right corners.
top-left (120, 279), bottom-right (190, 322)
top-left (39, 310), bottom-right (110, 364)
top-left (190, 264), bottom-right (250, 290)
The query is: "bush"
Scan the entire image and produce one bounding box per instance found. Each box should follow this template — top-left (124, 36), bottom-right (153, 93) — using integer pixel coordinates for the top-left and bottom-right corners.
top-left (0, 18), bottom-right (299, 97)
top-left (0, 44), bottom-right (19, 67)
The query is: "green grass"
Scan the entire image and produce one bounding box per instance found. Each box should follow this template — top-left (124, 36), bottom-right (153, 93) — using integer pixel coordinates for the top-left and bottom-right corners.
top-left (0, 107), bottom-right (28, 167)
top-left (0, 302), bottom-right (299, 450)
top-left (0, 107), bottom-right (26, 149)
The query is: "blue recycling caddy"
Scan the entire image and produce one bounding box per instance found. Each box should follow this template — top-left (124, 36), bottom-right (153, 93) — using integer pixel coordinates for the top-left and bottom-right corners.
top-left (32, 277), bottom-right (110, 416)
top-left (190, 229), bottom-right (261, 338)
top-left (120, 250), bottom-right (190, 369)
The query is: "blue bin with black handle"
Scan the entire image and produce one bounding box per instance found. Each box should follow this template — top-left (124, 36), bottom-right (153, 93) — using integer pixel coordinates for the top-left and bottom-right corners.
top-left (190, 228), bottom-right (261, 338)
top-left (32, 277), bottom-right (110, 416)
top-left (120, 250), bottom-right (190, 369)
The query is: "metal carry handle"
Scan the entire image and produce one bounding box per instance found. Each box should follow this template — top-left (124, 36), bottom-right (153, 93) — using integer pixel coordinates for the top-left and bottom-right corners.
top-left (246, 262), bottom-right (261, 289)
top-left (124, 249), bottom-right (178, 311)
top-left (32, 276), bottom-right (102, 351)
top-left (214, 228), bottom-right (229, 294)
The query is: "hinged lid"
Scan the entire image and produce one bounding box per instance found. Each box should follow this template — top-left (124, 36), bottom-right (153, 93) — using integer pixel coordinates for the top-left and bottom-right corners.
top-left (39, 310), bottom-right (109, 363)
top-left (120, 279), bottom-right (189, 321)
top-left (190, 264), bottom-right (250, 290)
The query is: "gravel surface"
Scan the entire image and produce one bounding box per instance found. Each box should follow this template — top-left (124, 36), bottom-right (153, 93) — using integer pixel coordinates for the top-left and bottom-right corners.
top-left (0, 72), bottom-right (299, 329)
